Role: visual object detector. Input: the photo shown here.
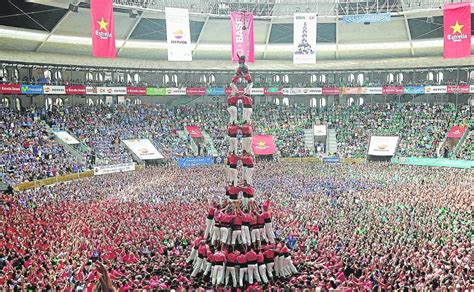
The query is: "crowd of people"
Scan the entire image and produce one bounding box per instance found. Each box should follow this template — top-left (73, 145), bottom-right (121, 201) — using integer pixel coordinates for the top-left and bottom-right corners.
top-left (0, 162), bottom-right (472, 290)
top-left (1, 102), bottom-right (472, 186)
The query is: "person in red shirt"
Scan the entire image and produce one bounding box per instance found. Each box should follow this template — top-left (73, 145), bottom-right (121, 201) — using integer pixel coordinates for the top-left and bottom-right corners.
top-left (227, 95), bottom-right (240, 124)
top-left (230, 54), bottom-right (253, 96)
top-left (205, 203), bottom-right (217, 240)
top-left (225, 250), bottom-right (238, 287)
top-left (211, 249), bottom-right (226, 286)
top-left (241, 95), bottom-right (253, 124)
top-left (245, 248), bottom-right (261, 284)
top-left (240, 123), bottom-right (253, 154)
top-left (225, 183), bottom-right (240, 203)
top-left (211, 211), bottom-right (222, 246)
top-left (257, 249), bottom-right (269, 284)
top-left (263, 245), bottom-right (275, 279)
top-left (236, 251), bottom-right (248, 287)
top-left (227, 124), bottom-right (239, 154)
top-left (262, 205), bottom-right (275, 244)
top-left (241, 210), bottom-right (251, 249)
top-left (191, 240), bottom-right (207, 277)
top-left (186, 235), bottom-right (203, 264)
top-left (219, 212), bottom-right (234, 250)
top-left (281, 244), bottom-right (297, 276)
top-left (256, 211), bottom-right (267, 246)
top-left (230, 212), bottom-right (242, 249)
top-left (249, 212), bottom-right (260, 249)
top-left (227, 153), bottom-right (239, 186)
top-left (203, 247), bottom-right (214, 277)
top-left (240, 181), bottom-right (255, 210)
top-left (240, 151), bottom-right (254, 185)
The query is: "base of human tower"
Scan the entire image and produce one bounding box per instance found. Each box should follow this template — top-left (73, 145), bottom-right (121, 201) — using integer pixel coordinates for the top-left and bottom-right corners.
top-left (185, 93), bottom-right (297, 289)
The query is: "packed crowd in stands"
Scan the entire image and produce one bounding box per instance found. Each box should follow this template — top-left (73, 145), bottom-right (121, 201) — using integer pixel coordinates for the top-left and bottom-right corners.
top-left (1, 102), bottom-right (472, 186)
top-left (0, 162), bottom-right (472, 290)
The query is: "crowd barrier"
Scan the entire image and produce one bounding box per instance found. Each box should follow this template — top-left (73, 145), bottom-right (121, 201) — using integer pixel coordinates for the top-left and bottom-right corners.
top-left (13, 171), bottom-right (94, 191)
top-left (392, 157), bottom-right (474, 169)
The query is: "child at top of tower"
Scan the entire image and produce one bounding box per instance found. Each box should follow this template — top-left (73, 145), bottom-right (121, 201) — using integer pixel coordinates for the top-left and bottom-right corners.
top-left (230, 53), bottom-right (253, 96)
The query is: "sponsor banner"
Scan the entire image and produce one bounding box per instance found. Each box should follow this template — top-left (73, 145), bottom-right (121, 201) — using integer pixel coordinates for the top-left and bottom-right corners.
top-left (362, 87), bottom-right (383, 95)
top-left (111, 87), bottom-right (127, 95)
top-left (470, 85), bottom-right (474, 93)
top-left (186, 87), bottom-right (206, 96)
top-left (341, 87), bottom-right (363, 95)
top-left (165, 7), bottom-right (192, 61)
top-left (264, 87), bottom-right (282, 95)
top-left (443, 2), bottom-right (471, 59)
top-left (252, 135), bottom-right (276, 155)
top-left (90, 0), bottom-right (116, 58)
top-left (447, 125), bottom-right (466, 138)
top-left (368, 136), bottom-right (400, 156)
top-left (225, 87), bottom-right (245, 95)
top-left (283, 88), bottom-right (322, 95)
top-left (322, 87), bottom-right (340, 95)
top-left (122, 139), bottom-right (164, 160)
top-left (393, 157), bottom-right (474, 169)
top-left (313, 125), bottom-right (327, 136)
top-left (94, 162), bottom-right (135, 175)
top-left (86, 86), bottom-right (95, 95)
top-left (53, 131), bottom-right (80, 144)
top-left (0, 84), bottom-right (21, 94)
top-left (66, 85), bottom-right (86, 95)
top-left (231, 11), bottom-right (255, 62)
top-left (342, 13), bottom-right (391, 24)
top-left (323, 157), bottom-right (341, 164)
top-left (127, 87), bottom-right (147, 95)
top-left (146, 87), bottom-right (167, 96)
top-left (251, 88), bottom-right (264, 95)
top-left (206, 87), bottom-right (225, 96)
top-left (383, 86), bottom-right (404, 95)
top-left (186, 125), bottom-right (203, 138)
top-left (424, 85), bottom-right (447, 94)
top-left (42, 85), bottom-right (66, 95)
top-left (404, 86), bottom-right (425, 95)
top-left (20, 84), bottom-right (43, 95)
top-left (293, 13), bottom-right (317, 64)
top-left (178, 156), bottom-right (214, 168)
top-left (447, 85), bottom-right (469, 94)
top-left (166, 88), bottom-right (187, 95)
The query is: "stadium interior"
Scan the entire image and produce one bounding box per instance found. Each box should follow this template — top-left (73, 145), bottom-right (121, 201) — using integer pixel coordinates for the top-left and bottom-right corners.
top-left (0, 0), bottom-right (473, 291)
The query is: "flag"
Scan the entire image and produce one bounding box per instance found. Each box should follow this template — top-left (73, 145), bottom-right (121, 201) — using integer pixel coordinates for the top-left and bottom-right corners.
top-left (231, 12), bottom-right (255, 62)
top-left (251, 135), bottom-right (276, 155)
top-left (90, 0), bottom-right (116, 58)
top-left (444, 2), bottom-right (471, 59)
top-left (185, 125), bottom-right (203, 138)
top-left (165, 7), bottom-right (192, 61)
top-left (293, 13), bottom-right (317, 64)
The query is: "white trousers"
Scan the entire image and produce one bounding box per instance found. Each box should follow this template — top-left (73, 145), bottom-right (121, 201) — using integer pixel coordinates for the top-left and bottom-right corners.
top-left (228, 105), bottom-right (238, 124)
top-left (225, 267), bottom-right (237, 287)
top-left (229, 168), bottom-right (238, 186)
top-left (203, 261), bottom-right (212, 276)
top-left (241, 137), bottom-right (252, 154)
top-left (264, 222), bottom-right (275, 244)
top-left (247, 264), bottom-right (261, 284)
top-left (258, 264), bottom-right (269, 283)
top-left (251, 228), bottom-right (260, 244)
top-left (212, 265), bottom-right (225, 285)
top-left (241, 226), bottom-right (251, 245)
top-left (229, 137), bottom-right (238, 153)
top-left (220, 227), bottom-right (229, 244)
top-left (242, 166), bottom-right (253, 185)
top-left (204, 218), bottom-right (214, 240)
top-left (259, 227), bottom-right (268, 243)
top-left (186, 248), bottom-right (197, 263)
top-left (211, 225), bottom-right (221, 245)
top-left (230, 83), bottom-right (239, 96)
top-left (231, 230), bottom-right (242, 245)
top-left (245, 82), bottom-right (253, 95)
top-left (191, 257), bottom-right (203, 277)
top-left (285, 256), bottom-right (298, 274)
top-left (242, 107), bottom-right (253, 123)
top-left (238, 267), bottom-right (247, 287)
top-left (266, 262), bottom-right (274, 278)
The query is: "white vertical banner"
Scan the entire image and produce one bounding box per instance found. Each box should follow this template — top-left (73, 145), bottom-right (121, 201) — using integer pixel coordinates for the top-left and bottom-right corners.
top-left (165, 7), bottom-right (192, 61)
top-left (293, 13), bottom-right (317, 64)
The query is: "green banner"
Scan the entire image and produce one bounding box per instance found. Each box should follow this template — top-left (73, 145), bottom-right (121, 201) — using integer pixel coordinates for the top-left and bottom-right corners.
top-left (146, 87), bottom-right (167, 96)
top-left (392, 157), bottom-right (474, 169)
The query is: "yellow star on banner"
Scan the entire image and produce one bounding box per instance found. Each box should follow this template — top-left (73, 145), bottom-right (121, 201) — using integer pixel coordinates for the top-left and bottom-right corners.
top-left (257, 141), bottom-right (267, 148)
top-left (97, 17), bottom-right (109, 31)
top-left (450, 21), bottom-right (464, 34)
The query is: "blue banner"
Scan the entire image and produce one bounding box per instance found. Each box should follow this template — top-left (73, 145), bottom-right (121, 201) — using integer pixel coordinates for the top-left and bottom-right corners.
top-left (21, 85), bottom-right (44, 95)
top-left (323, 157), bottom-right (341, 164)
top-left (342, 13), bottom-right (391, 24)
top-left (404, 86), bottom-right (425, 95)
top-left (178, 156), bottom-right (214, 168)
top-left (206, 87), bottom-right (225, 96)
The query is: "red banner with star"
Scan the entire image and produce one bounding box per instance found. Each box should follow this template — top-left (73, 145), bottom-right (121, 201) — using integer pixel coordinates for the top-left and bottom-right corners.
top-left (185, 125), bottom-right (203, 138)
top-left (90, 0), bottom-right (116, 58)
top-left (443, 2), bottom-right (471, 59)
top-left (251, 135), bottom-right (276, 155)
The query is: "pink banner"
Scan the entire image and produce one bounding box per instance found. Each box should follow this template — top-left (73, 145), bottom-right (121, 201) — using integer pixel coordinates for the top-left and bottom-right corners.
top-left (447, 85), bottom-right (469, 94)
top-left (186, 88), bottom-right (206, 96)
top-left (383, 86), bottom-right (404, 95)
top-left (322, 87), bottom-right (340, 95)
top-left (0, 84), bottom-right (21, 94)
top-left (65, 85), bottom-right (86, 95)
top-left (231, 12), bottom-right (254, 62)
top-left (186, 125), bottom-right (203, 138)
top-left (444, 2), bottom-right (471, 59)
top-left (90, 0), bottom-right (116, 58)
top-left (447, 126), bottom-right (466, 139)
top-left (252, 135), bottom-right (276, 155)
top-left (127, 87), bottom-right (147, 95)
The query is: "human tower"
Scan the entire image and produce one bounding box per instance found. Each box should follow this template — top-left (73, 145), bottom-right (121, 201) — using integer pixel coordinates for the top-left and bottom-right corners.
top-left (186, 55), bottom-right (297, 288)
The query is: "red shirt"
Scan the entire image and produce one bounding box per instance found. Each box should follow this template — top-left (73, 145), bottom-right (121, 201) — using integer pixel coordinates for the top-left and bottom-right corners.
top-left (227, 125), bottom-right (239, 136)
top-left (242, 95), bottom-right (253, 106)
top-left (213, 251), bottom-right (226, 263)
top-left (245, 251), bottom-right (258, 263)
top-left (241, 185), bottom-right (255, 197)
top-left (236, 254), bottom-right (247, 265)
top-left (226, 185), bottom-right (241, 197)
top-left (198, 245), bottom-right (207, 257)
top-left (257, 252), bottom-right (264, 264)
top-left (241, 124), bottom-right (252, 136)
top-left (249, 215), bottom-right (257, 227)
top-left (233, 215), bottom-right (242, 227)
top-left (241, 155), bottom-right (254, 166)
top-left (227, 95), bottom-right (240, 106)
top-left (256, 213), bottom-right (265, 225)
top-left (227, 253), bottom-right (237, 264)
top-left (221, 213), bottom-right (234, 227)
top-left (227, 154), bottom-right (239, 165)
top-left (207, 207), bottom-right (215, 217)
top-left (263, 249), bottom-right (275, 261)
